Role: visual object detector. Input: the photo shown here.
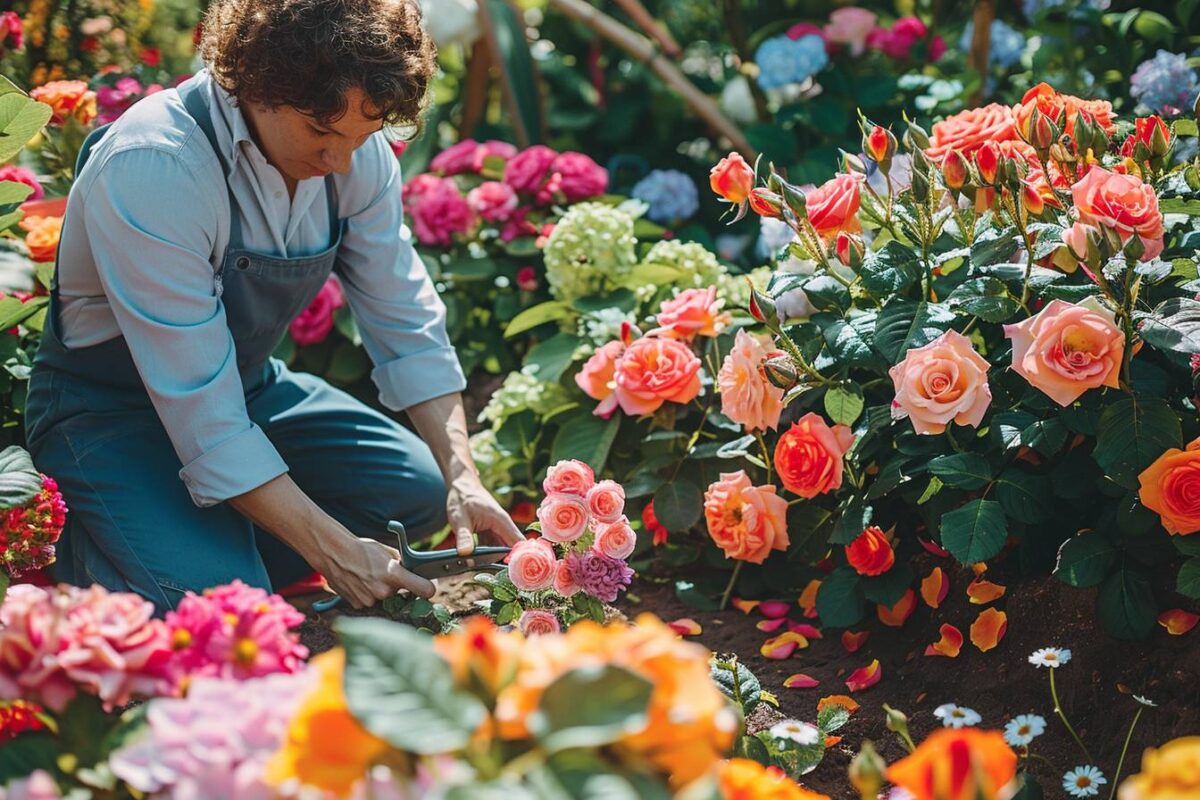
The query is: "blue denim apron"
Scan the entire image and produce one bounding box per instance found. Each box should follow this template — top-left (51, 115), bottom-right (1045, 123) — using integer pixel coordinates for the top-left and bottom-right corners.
top-left (24, 81), bottom-right (448, 612)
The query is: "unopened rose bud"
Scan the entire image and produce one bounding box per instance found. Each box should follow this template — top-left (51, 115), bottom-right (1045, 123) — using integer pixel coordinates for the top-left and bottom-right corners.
top-left (620, 320), bottom-right (641, 346)
top-left (835, 231), bottom-right (864, 268)
top-left (781, 181), bottom-right (807, 219)
top-left (1022, 182), bottom-right (1045, 215)
top-left (911, 168), bottom-right (930, 202)
top-left (863, 124), bottom-right (896, 165)
top-left (1029, 109), bottom-right (1060, 152)
top-left (1149, 116), bottom-right (1171, 157)
top-left (709, 152), bottom-right (755, 204)
top-left (843, 151), bottom-right (868, 176)
top-left (1101, 224), bottom-right (1125, 254)
top-left (762, 351), bottom-right (798, 390)
top-left (748, 188), bottom-right (783, 219)
top-left (975, 141), bottom-right (1000, 185)
top-left (747, 280), bottom-right (780, 332)
top-left (902, 116), bottom-right (930, 151)
top-left (1063, 221), bottom-right (1100, 265)
top-left (942, 149), bottom-right (970, 190)
top-left (1124, 233), bottom-right (1146, 260)
top-left (848, 741), bottom-right (887, 800)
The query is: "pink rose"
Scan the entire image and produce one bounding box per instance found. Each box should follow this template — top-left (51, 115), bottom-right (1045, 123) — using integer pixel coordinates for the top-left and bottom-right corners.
top-left (648, 287), bottom-right (731, 340)
top-left (536, 493), bottom-right (591, 543)
top-left (719, 329), bottom-right (785, 432)
top-left (401, 173), bottom-right (444, 206)
top-left (503, 145), bottom-right (559, 195)
top-left (1071, 165), bottom-right (1164, 261)
top-left (0, 165), bottom-right (43, 201)
top-left (472, 140), bottom-right (518, 171)
top-left (704, 471), bottom-right (789, 564)
top-left (517, 609), bottom-right (561, 636)
top-left (95, 77), bottom-right (143, 124)
top-left (429, 139), bottom-right (481, 176)
top-left (593, 517), bottom-right (636, 560)
top-left (289, 276), bottom-right (345, 346)
top-left (888, 330), bottom-right (992, 435)
top-left (824, 7), bottom-right (877, 55)
top-left (466, 180), bottom-right (519, 223)
top-left (586, 480), bottom-right (626, 524)
top-left (506, 538), bottom-right (557, 591)
top-left (500, 206), bottom-right (538, 242)
top-left (553, 559), bottom-right (581, 597)
top-left (611, 336), bottom-right (703, 417)
top-left (409, 179), bottom-right (476, 246)
top-left (1003, 297), bottom-right (1125, 407)
top-left (575, 340), bottom-right (625, 418)
top-left (805, 173), bottom-right (861, 240)
top-left (787, 22), bottom-right (827, 42)
top-left (543, 459), bottom-right (596, 497)
top-left (543, 152), bottom-right (608, 204)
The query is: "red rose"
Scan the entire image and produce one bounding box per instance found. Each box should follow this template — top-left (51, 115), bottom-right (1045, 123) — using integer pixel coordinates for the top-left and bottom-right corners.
top-left (773, 412), bottom-right (855, 499)
top-left (845, 526), bottom-right (895, 576)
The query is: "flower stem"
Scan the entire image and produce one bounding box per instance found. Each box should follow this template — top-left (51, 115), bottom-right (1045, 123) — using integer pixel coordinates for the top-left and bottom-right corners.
top-left (1050, 667), bottom-right (1093, 763)
top-left (719, 560), bottom-right (744, 612)
top-left (1108, 706), bottom-right (1144, 800)
top-left (755, 430), bottom-right (773, 485)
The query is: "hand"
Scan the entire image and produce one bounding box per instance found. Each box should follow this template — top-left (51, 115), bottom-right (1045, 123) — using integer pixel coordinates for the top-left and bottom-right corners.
top-left (446, 475), bottom-right (525, 555)
top-left (319, 535), bottom-right (435, 609)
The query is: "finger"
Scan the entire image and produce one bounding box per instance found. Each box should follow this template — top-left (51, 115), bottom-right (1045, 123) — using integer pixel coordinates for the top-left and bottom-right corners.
top-left (387, 559), bottom-right (436, 599)
top-left (478, 507), bottom-right (525, 546)
top-left (448, 508), bottom-right (476, 556)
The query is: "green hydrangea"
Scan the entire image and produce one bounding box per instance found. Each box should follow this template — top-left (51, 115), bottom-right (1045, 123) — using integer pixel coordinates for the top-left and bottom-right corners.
top-left (543, 203), bottom-right (638, 302)
top-left (478, 369), bottom-right (572, 429)
top-left (716, 265), bottom-right (774, 311)
top-left (469, 430), bottom-right (513, 498)
top-left (644, 240), bottom-right (726, 288)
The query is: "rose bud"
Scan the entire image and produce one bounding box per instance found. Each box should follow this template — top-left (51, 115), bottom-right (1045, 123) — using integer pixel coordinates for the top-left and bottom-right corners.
top-left (863, 124), bottom-right (896, 165)
top-left (835, 231), bottom-right (864, 268)
top-left (780, 180), bottom-right (807, 219)
top-left (1028, 108), bottom-right (1060, 153)
top-left (709, 152), bottom-right (755, 203)
top-left (762, 351), bottom-right (798, 390)
top-left (1148, 116), bottom-right (1171, 157)
top-left (1021, 181), bottom-right (1045, 215)
top-left (910, 167), bottom-right (930, 202)
top-left (747, 280), bottom-right (780, 331)
top-left (974, 141), bottom-right (1000, 185)
top-left (843, 151), bottom-right (868, 176)
top-left (619, 319), bottom-right (641, 347)
top-left (849, 741), bottom-right (887, 800)
top-left (902, 117), bottom-right (930, 151)
top-left (1063, 221), bottom-right (1100, 266)
top-left (941, 149), bottom-right (970, 191)
top-left (748, 187), bottom-right (783, 218)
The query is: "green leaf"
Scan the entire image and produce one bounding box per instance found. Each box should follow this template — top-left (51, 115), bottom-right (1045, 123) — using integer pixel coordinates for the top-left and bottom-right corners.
top-left (829, 498), bottom-right (872, 545)
top-left (0, 295), bottom-right (48, 332)
top-left (946, 277), bottom-right (1020, 322)
top-left (529, 665), bottom-right (653, 752)
top-left (995, 469), bottom-right (1052, 524)
top-left (970, 225), bottom-right (1019, 266)
top-left (861, 564), bottom-right (914, 607)
top-left (653, 480), bottom-right (703, 533)
top-left (817, 703), bottom-right (851, 733)
top-left (550, 413), bottom-right (619, 474)
top-left (940, 499), bottom-right (1008, 565)
top-left (1139, 297), bottom-right (1200, 354)
top-left (1158, 198), bottom-right (1200, 215)
top-left (573, 289), bottom-right (635, 314)
top-left (442, 258), bottom-right (501, 281)
top-left (710, 658), bottom-right (762, 715)
top-left (1093, 398), bottom-right (1182, 490)
top-left (325, 340), bottom-right (370, 384)
top-left (504, 301), bottom-right (571, 338)
top-left (0, 445), bottom-right (43, 509)
top-left (0, 732), bottom-right (58, 783)
top-left (824, 382), bottom-right (864, 426)
top-left (0, 93), bottom-right (54, 164)
top-left (675, 579), bottom-right (721, 611)
top-left (1174, 119), bottom-right (1199, 137)
top-left (1178, 557), bottom-right (1200, 599)
top-left (873, 299), bottom-right (955, 362)
top-left (0, 180), bottom-right (33, 212)
top-left (1054, 535), bottom-right (1117, 588)
top-left (928, 452), bottom-right (993, 489)
top-left (624, 262), bottom-right (684, 286)
top-left (338, 617), bottom-right (488, 753)
top-left (993, 412), bottom-right (1067, 457)
top-left (819, 314), bottom-right (877, 368)
top-left (814, 566), bottom-right (866, 628)
top-left (859, 240), bottom-right (921, 295)
top-left (1097, 567), bottom-right (1157, 640)
top-left (523, 333), bottom-right (581, 383)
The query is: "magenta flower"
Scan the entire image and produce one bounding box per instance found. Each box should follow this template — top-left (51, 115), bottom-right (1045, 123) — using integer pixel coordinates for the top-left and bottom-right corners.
top-left (0, 165), bottom-right (43, 202)
top-left (543, 152), bottom-right (608, 204)
top-left (0, 474), bottom-right (66, 578)
top-left (289, 275), bottom-right (345, 346)
top-left (503, 145), bottom-right (559, 195)
top-left (563, 550), bottom-right (632, 604)
top-left (409, 178), bottom-right (476, 246)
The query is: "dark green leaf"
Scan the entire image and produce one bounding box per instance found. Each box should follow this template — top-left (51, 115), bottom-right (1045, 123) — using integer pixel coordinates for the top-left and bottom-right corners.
top-left (0, 445), bottom-right (43, 509)
top-left (653, 480), bottom-right (703, 533)
top-left (814, 566), bottom-right (866, 627)
top-left (995, 469), bottom-right (1053, 524)
top-left (0, 732), bottom-right (58, 783)
top-left (1093, 398), bottom-right (1182, 490)
top-left (1140, 297), bottom-right (1200, 354)
top-left (1097, 567), bottom-right (1157, 640)
top-left (941, 499), bottom-right (1008, 565)
top-left (928, 452), bottom-right (993, 489)
top-left (529, 665), bottom-right (653, 752)
top-left (820, 315), bottom-right (877, 368)
top-left (970, 225), bottom-right (1019, 267)
top-left (1178, 558), bottom-right (1200, 599)
top-left (817, 703), bottom-right (850, 733)
top-left (861, 564), bottom-right (914, 607)
top-left (1054, 534), bottom-right (1117, 588)
top-left (946, 277), bottom-right (1020, 322)
top-left (830, 498), bottom-right (873, 544)
top-left (859, 240), bottom-right (921, 295)
top-left (523, 334), bottom-right (581, 383)
top-left (873, 299), bottom-right (955, 362)
top-left (551, 413), bottom-right (619, 473)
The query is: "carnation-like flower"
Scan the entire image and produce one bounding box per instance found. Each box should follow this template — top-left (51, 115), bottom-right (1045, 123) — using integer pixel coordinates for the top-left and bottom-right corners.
top-left (1063, 766), bottom-right (1107, 798)
top-left (632, 169), bottom-right (699, 223)
top-left (542, 203), bottom-right (637, 302)
top-left (30, 80), bottom-right (97, 126)
top-left (544, 152), bottom-right (608, 204)
top-left (562, 550), bottom-right (632, 603)
top-left (934, 703), bottom-right (982, 729)
top-left (1003, 714), bottom-right (1046, 747)
top-left (1131, 50), bottom-right (1200, 116)
top-left (1028, 647), bottom-right (1072, 668)
top-left (769, 719), bottom-right (821, 745)
top-left (1, 474), bottom-right (67, 578)
top-left (755, 34), bottom-right (828, 90)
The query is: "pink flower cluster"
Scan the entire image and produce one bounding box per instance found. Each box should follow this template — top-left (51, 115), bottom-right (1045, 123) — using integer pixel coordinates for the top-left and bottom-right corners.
top-left (429, 138), bottom-right (518, 176)
top-left (95, 76), bottom-right (163, 125)
top-left (0, 165), bottom-right (43, 201)
top-left (787, 8), bottom-right (943, 62)
top-left (1, 474), bottom-right (67, 578)
top-left (289, 275), bottom-right (345, 347)
top-left (866, 16), bottom-right (945, 62)
top-left (164, 579), bottom-right (308, 681)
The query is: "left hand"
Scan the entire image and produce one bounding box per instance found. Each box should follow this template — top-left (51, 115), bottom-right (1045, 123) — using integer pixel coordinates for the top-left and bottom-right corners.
top-left (445, 475), bottom-right (525, 555)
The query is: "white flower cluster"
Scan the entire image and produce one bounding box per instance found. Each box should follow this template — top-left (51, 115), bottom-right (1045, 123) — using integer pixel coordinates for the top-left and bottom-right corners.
top-left (478, 369), bottom-right (571, 429)
top-left (542, 203), bottom-right (637, 303)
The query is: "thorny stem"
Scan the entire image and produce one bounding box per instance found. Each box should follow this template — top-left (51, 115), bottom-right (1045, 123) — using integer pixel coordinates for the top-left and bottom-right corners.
top-left (719, 560), bottom-right (744, 612)
top-left (775, 332), bottom-right (830, 387)
top-left (1049, 667), bottom-right (1094, 763)
top-left (1108, 706), bottom-right (1145, 800)
top-left (755, 429), bottom-right (773, 485)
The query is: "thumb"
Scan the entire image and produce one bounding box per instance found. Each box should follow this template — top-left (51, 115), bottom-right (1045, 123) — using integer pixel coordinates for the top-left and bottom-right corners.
top-left (447, 503), bottom-right (475, 556)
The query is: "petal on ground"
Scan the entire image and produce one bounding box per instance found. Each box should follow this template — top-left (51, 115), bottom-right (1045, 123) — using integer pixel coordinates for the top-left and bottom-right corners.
top-left (877, 589), bottom-right (917, 627)
top-left (920, 567), bottom-right (948, 609)
top-left (969, 608), bottom-right (1007, 652)
top-left (841, 630), bottom-right (870, 653)
top-left (966, 579), bottom-right (1007, 605)
top-left (667, 618), bottom-right (702, 636)
top-left (784, 673), bottom-right (820, 689)
top-left (923, 623), bottom-right (964, 658)
top-left (845, 659), bottom-right (882, 692)
top-left (1158, 608), bottom-right (1199, 636)
top-left (761, 631), bottom-right (809, 659)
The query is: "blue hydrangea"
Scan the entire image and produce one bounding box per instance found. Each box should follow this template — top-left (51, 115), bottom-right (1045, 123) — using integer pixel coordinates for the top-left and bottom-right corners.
top-left (1022, 0), bottom-right (1109, 19)
top-left (1131, 50), bottom-right (1200, 115)
top-left (631, 169), bottom-right (700, 223)
top-left (755, 34), bottom-right (828, 90)
top-left (959, 19), bottom-right (1026, 69)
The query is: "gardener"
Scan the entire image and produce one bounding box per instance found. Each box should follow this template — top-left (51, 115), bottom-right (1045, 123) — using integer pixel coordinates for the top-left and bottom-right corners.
top-left (24, 0), bottom-right (523, 614)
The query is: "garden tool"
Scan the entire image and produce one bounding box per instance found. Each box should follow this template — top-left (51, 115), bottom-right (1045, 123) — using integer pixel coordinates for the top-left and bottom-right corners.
top-left (312, 520), bottom-right (510, 612)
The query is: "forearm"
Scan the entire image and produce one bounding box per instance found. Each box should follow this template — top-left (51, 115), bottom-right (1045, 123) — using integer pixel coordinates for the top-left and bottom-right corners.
top-left (404, 391), bottom-right (479, 488)
top-left (228, 474), bottom-right (354, 566)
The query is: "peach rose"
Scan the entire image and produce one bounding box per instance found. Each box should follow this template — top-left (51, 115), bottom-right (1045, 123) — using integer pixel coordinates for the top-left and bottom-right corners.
top-left (30, 80), bottom-right (97, 126)
top-left (648, 287), bottom-right (731, 340)
top-left (543, 459), bottom-right (595, 498)
top-left (586, 480), bottom-right (625, 524)
top-left (517, 609), bottom-right (561, 636)
top-left (1071, 165), bottom-right (1163, 260)
top-left (1013, 82), bottom-right (1116, 138)
top-left (507, 538), bottom-right (557, 591)
top-left (718, 328), bottom-right (785, 432)
top-left (710, 152), bottom-right (755, 203)
top-left (845, 526), bottom-right (895, 576)
top-left (536, 493), bottom-right (590, 543)
top-left (888, 330), bottom-right (992, 435)
top-left (611, 336), bottom-right (702, 416)
top-left (594, 517), bottom-right (636, 560)
top-left (926, 103), bottom-right (1019, 161)
top-left (18, 215), bottom-right (62, 263)
top-left (1138, 438), bottom-right (1200, 535)
top-left (805, 173), bottom-right (861, 240)
top-left (774, 413), bottom-right (855, 499)
top-left (703, 471), bottom-right (789, 564)
top-left (575, 340), bottom-right (625, 418)
top-left (553, 559), bottom-right (581, 597)
top-left (1003, 296), bottom-right (1124, 407)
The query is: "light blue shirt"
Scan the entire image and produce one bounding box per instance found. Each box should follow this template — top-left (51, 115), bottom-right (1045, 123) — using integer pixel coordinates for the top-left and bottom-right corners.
top-left (55, 70), bottom-right (465, 507)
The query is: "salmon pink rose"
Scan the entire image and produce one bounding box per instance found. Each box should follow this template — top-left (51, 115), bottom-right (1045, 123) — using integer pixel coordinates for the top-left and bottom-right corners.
top-left (611, 336), bottom-right (702, 416)
top-left (649, 287), bottom-right (731, 340)
top-left (586, 480), bottom-right (625, 524)
top-left (710, 152), bottom-right (755, 204)
top-left (506, 538), bottom-right (557, 591)
top-left (926, 103), bottom-right (1019, 161)
top-left (536, 493), bottom-right (590, 544)
top-left (575, 340), bottom-right (625, 418)
top-left (517, 609), bottom-right (561, 636)
top-left (553, 559), bottom-right (581, 597)
top-left (805, 173), bottom-right (861, 240)
top-left (774, 413), bottom-right (855, 498)
top-left (18, 215), bottom-right (62, 263)
top-left (594, 517), bottom-right (637, 560)
top-left (718, 328), bottom-right (785, 432)
top-left (889, 330), bottom-right (992, 435)
top-left (1003, 296), bottom-right (1124, 407)
top-left (1013, 82), bottom-right (1116, 137)
top-left (1071, 165), bottom-right (1163, 260)
top-left (1138, 438), bottom-right (1200, 535)
top-left (703, 470), bottom-right (789, 564)
top-left (543, 459), bottom-right (595, 498)
top-left (466, 181), bottom-right (518, 222)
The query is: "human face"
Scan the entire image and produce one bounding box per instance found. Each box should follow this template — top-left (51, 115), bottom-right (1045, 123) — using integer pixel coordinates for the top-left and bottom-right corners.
top-left (241, 87), bottom-right (384, 183)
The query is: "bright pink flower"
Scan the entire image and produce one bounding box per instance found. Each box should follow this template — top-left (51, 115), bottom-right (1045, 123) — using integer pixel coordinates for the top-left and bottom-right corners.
top-left (536, 492), bottom-right (591, 544)
top-left (507, 537), bottom-right (557, 591)
top-left (429, 139), bottom-right (481, 176)
top-left (824, 8), bottom-right (877, 55)
top-left (593, 517), bottom-right (637, 560)
top-left (466, 180), bottom-right (519, 223)
top-left (389, 139), bottom-right (409, 158)
top-left (289, 275), bottom-right (345, 347)
top-left (401, 173), bottom-right (443, 206)
top-left (503, 145), bottom-right (559, 195)
top-left (586, 479), bottom-right (625, 524)
top-left (0, 165), bottom-right (43, 201)
top-left (543, 459), bottom-right (596, 497)
top-left (649, 287), bottom-right (731, 340)
top-left (516, 265), bottom-right (538, 291)
top-left (517, 609), bottom-right (560, 636)
top-left (408, 178), bottom-right (476, 246)
top-left (500, 206), bottom-right (538, 242)
top-left (0, 474), bottom-right (66, 577)
top-left (1, 12), bottom-right (23, 52)
top-left (95, 77), bottom-right (144, 124)
top-left (541, 152), bottom-right (608, 204)
top-left (472, 140), bottom-right (518, 171)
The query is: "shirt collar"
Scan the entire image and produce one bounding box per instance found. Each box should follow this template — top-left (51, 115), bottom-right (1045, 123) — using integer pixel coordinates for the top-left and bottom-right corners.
top-left (198, 69), bottom-right (255, 168)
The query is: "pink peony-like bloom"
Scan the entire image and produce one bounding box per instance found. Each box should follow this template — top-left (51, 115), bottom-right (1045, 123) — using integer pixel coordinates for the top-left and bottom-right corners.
top-left (586, 479), bottom-right (625, 524)
top-left (503, 145), bottom-right (559, 195)
top-left (401, 173), bottom-right (443, 206)
top-left (472, 140), bottom-right (518, 171)
top-left (575, 340), bottom-right (625, 418)
top-left (718, 329), bottom-right (786, 433)
top-left (869, 16), bottom-right (941, 61)
top-left (611, 335), bottom-right (703, 417)
top-left (541, 152), bottom-right (608, 204)
top-left (500, 205), bottom-right (538, 242)
top-left (506, 538), bottom-right (557, 591)
top-left (1, 12), bottom-right (24, 53)
top-left (289, 275), bottom-right (345, 347)
top-left (704, 471), bottom-right (789, 564)
top-left (1, 769), bottom-right (60, 800)
top-left (1, 474), bottom-right (67, 578)
top-left (536, 493), bottom-right (591, 544)
top-left (562, 551), bottom-right (632, 604)
top-left (1003, 297), bottom-right (1125, 407)
top-left (517, 609), bottom-right (561, 636)
top-left (786, 22), bottom-right (827, 43)
top-left (95, 77), bottom-right (144, 124)
top-left (553, 559), bottom-right (581, 597)
top-left (649, 287), bottom-right (731, 340)
top-left (429, 139), bottom-right (481, 176)
top-left (0, 165), bottom-right (43, 201)
top-left (889, 330), bottom-right (992, 435)
top-left (466, 180), bottom-right (519, 223)
top-left (1071, 165), bottom-right (1164, 261)
top-left (408, 178), bottom-right (476, 246)
top-left (543, 459), bottom-right (596, 498)
top-left (824, 7), bottom-right (877, 55)
top-left (593, 517), bottom-right (637, 560)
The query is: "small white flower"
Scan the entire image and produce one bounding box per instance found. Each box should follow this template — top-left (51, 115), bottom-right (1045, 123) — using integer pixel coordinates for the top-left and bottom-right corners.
top-left (1003, 714), bottom-right (1047, 747)
top-left (1029, 647), bottom-right (1072, 668)
top-left (1133, 695), bottom-right (1157, 708)
top-left (933, 703), bottom-right (982, 729)
top-left (1063, 766), bottom-right (1106, 797)
top-left (769, 719), bottom-right (821, 746)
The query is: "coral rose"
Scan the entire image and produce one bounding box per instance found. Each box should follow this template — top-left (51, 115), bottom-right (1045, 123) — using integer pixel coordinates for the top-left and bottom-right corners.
top-left (703, 470), bottom-right (789, 564)
top-left (774, 413), bottom-right (855, 499)
top-left (927, 103), bottom-right (1019, 161)
top-left (30, 80), bottom-right (97, 126)
top-left (887, 728), bottom-right (1017, 800)
top-left (18, 215), bottom-right (62, 262)
top-left (466, 180), bottom-right (519, 223)
top-left (1003, 296), bottom-right (1124, 407)
top-left (1013, 82), bottom-right (1116, 137)
top-left (593, 517), bottom-right (637, 560)
top-left (1071, 165), bottom-right (1164, 260)
top-left (718, 758), bottom-right (831, 799)
top-left (553, 559), bottom-right (581, 597)
top-left (889, 330), bottom-right (992, 435)
top-left (586, 479), bottom-right (625, 523)
top-left (1118, 735), bottom-right (1200, 800)
top-left (710, 152), bottom-right (755, 204)
top-left (543, 459), bottom-right (595, 497)
top-left (1138, 438), bottom-right (1200, 536)
top-left (649, 287), bottom-right (731, 340)
top-left (535, 493), bottom-right (590, 544)
top-left (506, 537), bottom-right (558, 591)
top-left (805, 173), bottom-right (861, 240)
top-left (517, 609), bottom-right (560, 636)
top-left (575, 340), bottom-right (625, 418)
top-left (718, 328), bottom-right (786, 432)
top-left (611, 335), bottom-right (702, 416)
top-left (845, 526), bottom-right (895, 576)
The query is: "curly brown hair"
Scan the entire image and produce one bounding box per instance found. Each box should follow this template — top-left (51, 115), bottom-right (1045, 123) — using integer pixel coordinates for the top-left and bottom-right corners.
top-left (198, 0), bottom-right (437, 127)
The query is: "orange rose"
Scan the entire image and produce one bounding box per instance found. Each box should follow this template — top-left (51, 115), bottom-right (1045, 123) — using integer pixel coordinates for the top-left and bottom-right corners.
top-left (1138, 438), bottom-right (1200, 535)
top-left (804, 173), bottom-right (861, 240)
top-left (650, 286), bottom-right (731, 340)
top-left (574, 340), bottom-right (624, 418)
top-left (717, 758), bottom-right (831, 800)
top-left (704, 470), bottom-right (789, 564)
top-left (433, 615), bottom-right (523, 700)
top-left (718, 328), bottom-right (785, 432)
top-left (611, 335), bottom-right (702, 416)
top-left (845, 526), bottom-right (894, 576)
top-left (1071, 165), bottom-right (1163, 260)
top-left (774, 412), bottom-right (855, 499)
top-left (1013, 82), bottom-right (1116, 138)
top-left (887, 728), bottom-right (1018, 800)
top-left (710, 152), bottom-right (755, 204)
top-left (18, 215), bottom-right (62, 262)
top-left (927, 103), bottom-right (1019, 161)
top-left (30, 80), bottom-right (97, 126)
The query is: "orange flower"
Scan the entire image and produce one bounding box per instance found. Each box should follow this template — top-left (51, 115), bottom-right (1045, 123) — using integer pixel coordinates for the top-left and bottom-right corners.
top-left (432, 615), bottom-right (523, 700)
top-left (970, 608), bottom-right (1008, 652)
top-left (704, 470), bottom-right (790, 564)
top-left (1071, 165), bottom-right (1164, 260)
top-left (887, 728), bottom-right (1018, 800)
top-left (1013, 82), bottom-right (1116, 138)
top-left (927, 103), bottom-right (1019, 161)
top-left (717, 758), bottom-right (831, 800)
top-left (845, 526), bottom-right (895, 576)
top-left (710, 152), bottom-right (755, 204)
top-left (845, 659), bottom-right (882, 692)
top-left (804, 173), bottom-right (861, 240)
top-left (925, 624), bottom-right (964, 658)
top-left (30, 80), bottom-right (97, 126)
top-left (18, 215), bottom-right (62, 262)
top-left (966, 579), bottom-right (1007, 605)
top-left (1118, 736), bottom-right (1200, 800)
top-left (877, 589), bottom-right (916, 627)
top-left (921, 567), bottom-right (948, 608)
top-left (611, 335), bottom-right (703, 416)
top-left (774, 413), bottom-right (855, 499)
top-left (1157, 609), bottom-right (1199, 636)
top-left (1138, 438), bottom-right (1200, 536)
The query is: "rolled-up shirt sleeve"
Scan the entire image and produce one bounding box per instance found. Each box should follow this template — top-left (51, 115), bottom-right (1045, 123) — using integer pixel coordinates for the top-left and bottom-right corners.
top-left (334, 136), bottom-right (466, 411)
top-left (82, 146), bottom-right (289, 507)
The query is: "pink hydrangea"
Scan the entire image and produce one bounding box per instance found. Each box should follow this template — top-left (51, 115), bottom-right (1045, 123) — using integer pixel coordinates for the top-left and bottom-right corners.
top-left (503, 145), bottom-right (559, 195)
top-left (540, 152), bottom-right (608, 205)
top-left (466, 180), bottom-right (519, 223)
top-left (408, 178), bottom-right (476, 246)
top-left (1, 474), bottom-right (66, 578)
top-left (289, 275), bottom-right (345, 347)
top-left (0, 165), bottom-right (43, 202)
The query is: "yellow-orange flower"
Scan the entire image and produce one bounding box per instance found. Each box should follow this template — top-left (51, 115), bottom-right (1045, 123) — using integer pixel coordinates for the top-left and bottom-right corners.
top-left (432, 614), bottom-right (523, 700)
top-left (1013, 82), bottom-right (1117, 138)
top-left (30, 80), bottom-right (96, 126)
top-left (1139, 438), bottom-right (1200, 535)
top-left (264, 649), bottom-right (389, 798)
top-left (18, 215), bottom-right (61, 262)
top-left (716, 758), bottom-right (831, 800)
top-left (887, 728), bottom-right (1018, 800)
top-left (1118, 736), bottom-right (1200, 800)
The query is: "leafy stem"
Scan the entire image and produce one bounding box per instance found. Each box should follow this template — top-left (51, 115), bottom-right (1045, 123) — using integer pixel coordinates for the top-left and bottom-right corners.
top-left (756, 429), bottom-right (773, 485)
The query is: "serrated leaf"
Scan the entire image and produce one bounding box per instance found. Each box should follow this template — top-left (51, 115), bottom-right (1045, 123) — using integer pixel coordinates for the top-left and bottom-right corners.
top-left (824, 382), bottom-right (864, 426)
top-left (928, 452), bottom-right (993, 489)
top-left (995, 469), bottom-right (1052, 524)
top-left (0, 93), bottom-right (54, 163)
top-left (861, 564), bottom-right (914, 607)
top-left (940, 499), bottom-right (1008, 565)
top-left (1093, 398), bottom-right (1182, 490)
top-left (946, 277), bottom-right (1020, 322)
top-left (830, 498), bottom-right (872, 544)
top-left (859, 239), bottom-right (922, 294)
top-left (1054, 535), bottom-right (1117, 588)
top-left (873, 299), bottom-right (954, 362)
top-left (1178, 558), bottom-right (1200, 599)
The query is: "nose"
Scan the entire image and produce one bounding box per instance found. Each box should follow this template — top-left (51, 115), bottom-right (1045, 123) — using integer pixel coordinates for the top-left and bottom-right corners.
top-left (322, 147), bottom-right (353, 175)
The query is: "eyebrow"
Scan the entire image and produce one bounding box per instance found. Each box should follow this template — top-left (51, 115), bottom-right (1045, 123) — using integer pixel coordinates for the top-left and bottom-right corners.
top-left (306, 117), bottom-right (385, 138)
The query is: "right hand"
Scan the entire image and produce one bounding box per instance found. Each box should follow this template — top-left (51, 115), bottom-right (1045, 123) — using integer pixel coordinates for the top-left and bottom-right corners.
top-left (319, 536), bottom-right (436, 609)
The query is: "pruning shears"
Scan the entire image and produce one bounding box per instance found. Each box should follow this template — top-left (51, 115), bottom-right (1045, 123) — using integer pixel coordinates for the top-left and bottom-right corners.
top-left (312, 520), bottom-right (510, 613)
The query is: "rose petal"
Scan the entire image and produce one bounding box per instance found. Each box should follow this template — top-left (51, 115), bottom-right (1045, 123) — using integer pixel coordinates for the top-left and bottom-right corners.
top-left (841, 630), bottom-right (870, 653)
top-left (923, 624), bottom-right (964, 658)
top-left (817, 694), bottom-right (860, 714)
top-left (966, 579), bottom-right (1006, 604)
top-left (825, 735), bottom-right (842, 747)
top-left (731, 598), bottom-right (760, 615)
top-left (756, 618), bottom-right (788, 632)
top-left (971, 563), bottom-right (988, 577)
top-left (920, 567), bottom-right (949, 609)
top-left (761, 631), bottom-right (809, 659)
top-left (798, 579), bottom-right (821, 615)
top-left (759, 600), bottom-right (791, 619)
top-left (919, 538), bottom-right (951, 558)
top-left (877, 589), bottom-right (917, 627)
top-left (845, 659), bottom-right (882, 692)
top-left (667, 618), bottom-right (702, 637)
top-left (784, 673), bottom-right (820, 689)
top-left (788, 622), bottom-right (823, 639)
top-left (969, 608), bottom-right (1008, 652)
top-left (1158, 608), bottom-right (1199, 636)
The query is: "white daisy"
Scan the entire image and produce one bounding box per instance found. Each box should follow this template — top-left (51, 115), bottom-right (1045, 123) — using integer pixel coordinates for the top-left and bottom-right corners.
top-left (1003, 714), bottom-right (1047, 747)
top-left (768, 719), bottom-right (821, 746)
top-left (1133, 695), bottom-right (1157, 708)
top-left (1063, 766), bottom-right (1107, 797)
top-left (1028, 647), bottom-right (1072, 668)
top-left (933, 703), bottom-right (982, 729)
